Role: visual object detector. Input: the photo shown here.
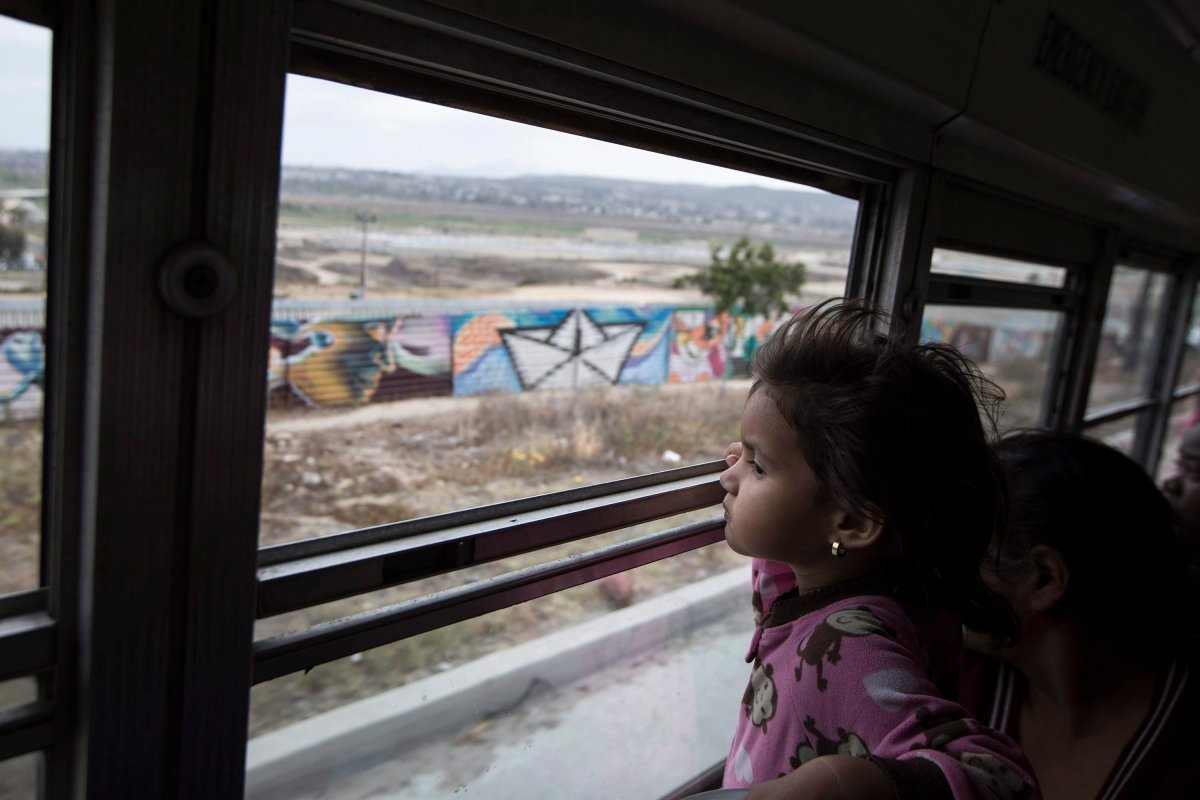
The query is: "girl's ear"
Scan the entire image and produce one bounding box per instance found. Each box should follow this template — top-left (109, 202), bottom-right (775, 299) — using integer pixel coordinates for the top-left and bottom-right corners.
top-left (1026, 544), bottom-right (1069, 613)
top-left (833, 510), bottom-right (885, 551)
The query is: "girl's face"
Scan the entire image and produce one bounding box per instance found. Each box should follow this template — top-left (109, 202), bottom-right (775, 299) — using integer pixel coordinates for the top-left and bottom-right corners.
top-left (720, 391), bottom-right (842, 567)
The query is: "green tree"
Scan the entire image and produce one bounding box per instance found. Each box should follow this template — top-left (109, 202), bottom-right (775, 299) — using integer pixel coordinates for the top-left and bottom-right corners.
top-left (672, 236), bottom-right (805, 316)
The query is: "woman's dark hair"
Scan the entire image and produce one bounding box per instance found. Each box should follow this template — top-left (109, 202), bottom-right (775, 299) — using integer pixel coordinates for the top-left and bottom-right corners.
top-left (750, 298), bottom-right (1016, 643)
top-left (993, 430), bottom-right (1191, 646)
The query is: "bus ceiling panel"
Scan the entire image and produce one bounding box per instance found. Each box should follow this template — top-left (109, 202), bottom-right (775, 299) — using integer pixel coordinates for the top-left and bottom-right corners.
top-left (400, 0), bottom-right (985, 161)
top-left (290, 0), bottom-right (908, 185)
top-left (934, 117), bottom-right (1200, 253)
top-left (953, 1), bottom-right (1200, 240)
top-left (935, 181), bottom-right (1104, 268)
top-left (253, 518), bottom-right (725, 683)
top-left (1149, 0), bottom-right (1200, 67)
top-left (256, 471), bottom-right (725, 618)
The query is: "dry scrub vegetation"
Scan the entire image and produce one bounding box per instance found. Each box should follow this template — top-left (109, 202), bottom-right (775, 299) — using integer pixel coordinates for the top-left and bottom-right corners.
top-left (251, 382), bottom-right (747, 736)
top-left (0, 424), bottom-right (41, 596)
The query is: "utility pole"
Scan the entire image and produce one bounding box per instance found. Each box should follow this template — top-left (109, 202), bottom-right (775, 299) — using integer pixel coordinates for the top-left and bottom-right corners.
top-left (355, 211), bottom-right (376, 299)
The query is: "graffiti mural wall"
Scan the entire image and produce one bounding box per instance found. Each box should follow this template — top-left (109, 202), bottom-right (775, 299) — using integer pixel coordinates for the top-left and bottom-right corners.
top-left (668, 308), bottom-right (792, 383)
top-left (920, 316), bottom-right (1052, 365)
top-left (451, 307), bottom-right (671, 396)
top-left (269, 314), bottom-right (452, 408)
top-left (0, 328), bottom-right (44, 420)
top-left (7, 304), bottom-right (1050, 420)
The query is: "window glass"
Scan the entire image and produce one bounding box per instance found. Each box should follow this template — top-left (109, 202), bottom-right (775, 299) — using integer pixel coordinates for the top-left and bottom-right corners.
top-left (1084, 413), bottom-right (1139, 458)
top-left (1157, 395), bottom-right (1200, 482)
top-left (247, 545), bottom-right (752, 799)
top-left (1087, 266), bottom-right (1169, 414)
top-left (0, 751), bottom-right (41, 799)
top-left (0, 676), bottom-right (37, 712)
top-left (920, 305), bottom-right (1063, 431)
top-left (0, 15), bottom-right (51, 595)
top-left (931, 248), bottom-right (1067, 288)
top-left (262, 74), bottom-right (858, 547)
top-left (1176, 289), bottom-right (1200, 393)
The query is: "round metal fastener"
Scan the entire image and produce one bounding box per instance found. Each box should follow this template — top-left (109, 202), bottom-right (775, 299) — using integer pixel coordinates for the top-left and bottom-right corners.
top-left (157, 242), bottom-right (237, 319)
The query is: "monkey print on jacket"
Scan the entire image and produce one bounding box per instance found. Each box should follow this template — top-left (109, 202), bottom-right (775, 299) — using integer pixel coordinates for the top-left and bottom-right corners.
top-left (724, 559), bottom-right (1038, 800)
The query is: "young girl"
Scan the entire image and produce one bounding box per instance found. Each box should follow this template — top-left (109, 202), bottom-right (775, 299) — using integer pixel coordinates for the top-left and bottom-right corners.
top-left (720, 300), bottom-right (1038, 800)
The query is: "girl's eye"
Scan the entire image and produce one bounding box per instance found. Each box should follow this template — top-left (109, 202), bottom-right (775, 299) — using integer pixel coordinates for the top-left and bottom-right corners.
top-left (751, 461), bottom-right (765, 476)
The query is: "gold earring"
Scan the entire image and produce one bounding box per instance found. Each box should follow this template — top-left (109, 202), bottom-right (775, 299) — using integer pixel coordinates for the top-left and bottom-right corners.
top-left (831, 541), bottom-right (847, 558)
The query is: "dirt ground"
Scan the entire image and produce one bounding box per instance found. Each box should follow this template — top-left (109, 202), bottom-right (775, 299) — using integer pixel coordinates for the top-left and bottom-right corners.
top-left (250, 381), bottom-right (748, 736)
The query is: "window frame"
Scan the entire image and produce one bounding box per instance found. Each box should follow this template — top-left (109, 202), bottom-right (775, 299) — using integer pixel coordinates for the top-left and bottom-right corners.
top-left (5, 0), bottom-right (1198, 796)
top-left (1083, 249), bottom-right (1199, 472)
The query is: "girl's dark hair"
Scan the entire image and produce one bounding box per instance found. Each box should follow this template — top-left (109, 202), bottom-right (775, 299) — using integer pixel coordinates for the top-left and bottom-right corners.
top-left (993, 430), bottom-right (1191, 647)
top-left (750, 298), bottom-right (1016, 643)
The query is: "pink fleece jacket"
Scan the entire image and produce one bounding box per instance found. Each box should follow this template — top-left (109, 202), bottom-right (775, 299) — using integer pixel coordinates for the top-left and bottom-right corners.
top-left (723, 560), bottom-right (1039, 800)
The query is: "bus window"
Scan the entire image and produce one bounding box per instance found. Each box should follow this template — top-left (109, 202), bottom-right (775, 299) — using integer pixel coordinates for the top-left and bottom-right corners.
top-left (0, 14), bottom-right (51, 595)
top-left (1085, 413), bottom-right (1140, 458)
top-left (931, 248), bottom-right (1067, 288)
top-left (1159, 396), bottom-right (1200, 482)
top-left (920, 304), bottom-right (1062, 431)
top-left (247, 543), bottom-right (751, 799)
top-left (262, 74), bottom-right (858, 549)
top-left (0, 750), bottom-right (42, 798)
top-left (1087, 266), bottom-right (1169, 414)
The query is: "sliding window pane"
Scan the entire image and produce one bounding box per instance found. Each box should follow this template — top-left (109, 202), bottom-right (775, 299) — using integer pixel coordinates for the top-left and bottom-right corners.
top-left (1084, 413), bottom-right (1139, 458)
top-left (1087, 266), bottom-right (1168, 414)
top-left (921, 305), bottom-right (1062, 431)
top-left (0, 751), bottom-right (41, 799)
top-left (0, 677), bottom-right (37, 713)
top-left (262, 74), bottom-right (858, 546)
top-left (0, 15), bottom-right (51, 595)
top-left (1177, 289), bottom-right (1200, 392)
top-left (1158, 396), bottom-right (1200, 482)
top-left (931, 248), bottom-right (1066, 288)
top-left (248, 545), bottom-right (752, 799)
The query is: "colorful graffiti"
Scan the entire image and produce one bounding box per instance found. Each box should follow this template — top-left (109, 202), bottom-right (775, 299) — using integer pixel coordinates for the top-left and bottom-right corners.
top-left (668, 309), bottom-right (791, 383)
top-left (452, 307), bottom-right (671, 396)
top-left (921, 317), bottom-right (1050, 366)
top-left (269, 314), bottom-right (452, 407)
top-left (12, 304), bottom-right (1051, 419)
top-left (0, 328), bottom-right (44, 420)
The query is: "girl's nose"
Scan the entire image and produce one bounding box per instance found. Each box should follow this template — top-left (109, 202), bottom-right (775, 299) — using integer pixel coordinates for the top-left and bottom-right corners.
top-left (1164, 474), bottom-right (1182, 497)
top-left (719, 463), bottom-right (737, 494)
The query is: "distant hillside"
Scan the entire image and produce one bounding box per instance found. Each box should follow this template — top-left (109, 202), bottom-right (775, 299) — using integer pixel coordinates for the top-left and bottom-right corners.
top-left (0, 150), bottom-right (48, 190)
top-left (280, 166), bottom-right (857, 238)
top-left (0, 151), bottom-right (858, 239)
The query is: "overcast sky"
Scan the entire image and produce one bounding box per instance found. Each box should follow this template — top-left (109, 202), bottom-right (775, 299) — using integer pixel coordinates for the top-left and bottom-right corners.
top-left (1, 16), bottom-right (814, 192)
